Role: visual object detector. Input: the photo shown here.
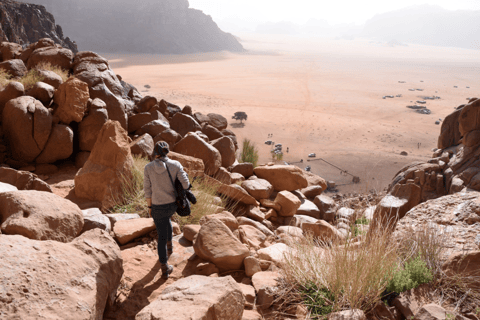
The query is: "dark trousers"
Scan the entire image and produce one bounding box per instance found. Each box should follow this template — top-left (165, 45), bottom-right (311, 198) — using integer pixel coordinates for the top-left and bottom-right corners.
top-left (151, 202), bottom-right (177, 264)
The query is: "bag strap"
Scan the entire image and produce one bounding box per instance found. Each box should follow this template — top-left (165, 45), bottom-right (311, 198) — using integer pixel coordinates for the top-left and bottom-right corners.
top-left (160, 159), bottom-right (178, 198)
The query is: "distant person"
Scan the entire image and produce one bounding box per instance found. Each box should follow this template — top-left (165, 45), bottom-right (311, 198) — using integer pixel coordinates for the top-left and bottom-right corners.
top-left (144, 141), bottom-right (189, 279)
top-left (286, 147), bottom-right (289, 153)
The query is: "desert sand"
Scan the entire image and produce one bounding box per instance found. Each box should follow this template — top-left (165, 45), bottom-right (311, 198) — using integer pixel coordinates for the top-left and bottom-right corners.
top-left (103, 34), bottom-right (480, 193)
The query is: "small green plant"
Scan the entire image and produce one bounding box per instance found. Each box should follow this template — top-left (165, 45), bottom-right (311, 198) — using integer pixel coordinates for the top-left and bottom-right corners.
top-left (352, 225), bottom-right (365, 237)
top-left (239, 138), bottom-right (259, 167)
top-left (386, 254), bottom-right (433, 293)
top-left (355, 217), bottom-right (370, 225)
top-left (300, 282), bottom-right (334, 318)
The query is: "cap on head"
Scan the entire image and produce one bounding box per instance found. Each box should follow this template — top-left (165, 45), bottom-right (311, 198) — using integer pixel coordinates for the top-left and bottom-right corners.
top-left (154, 141), bottom-right (169, 157)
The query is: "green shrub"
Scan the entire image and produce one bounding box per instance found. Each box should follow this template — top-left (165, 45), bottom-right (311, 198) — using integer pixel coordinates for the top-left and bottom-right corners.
top-left (300, 282), bottom-right (334, 319)
top-left (387, 254), bottom-right (433, 293)
top-left (239, 138), bottom-right (259, 167)
top-left (355, 217), bottom-right (370, 225)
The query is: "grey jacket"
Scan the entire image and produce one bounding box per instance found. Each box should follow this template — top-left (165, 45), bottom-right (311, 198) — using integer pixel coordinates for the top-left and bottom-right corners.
top-left (144, 157), bottom-right (190, 205)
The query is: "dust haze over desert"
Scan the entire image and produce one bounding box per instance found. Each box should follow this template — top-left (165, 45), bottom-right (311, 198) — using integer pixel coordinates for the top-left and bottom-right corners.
top-left (98, 0), bottom-right (480, 193)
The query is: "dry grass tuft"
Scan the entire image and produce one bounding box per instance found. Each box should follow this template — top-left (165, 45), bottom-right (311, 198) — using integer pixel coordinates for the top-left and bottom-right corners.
top-left (283, 228), bottom-right (398, 314)
top-left (35, 61), bottom-right (69, 82)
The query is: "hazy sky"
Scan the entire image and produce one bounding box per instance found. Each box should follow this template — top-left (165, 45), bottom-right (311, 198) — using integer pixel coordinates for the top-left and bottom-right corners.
top-left (189, 0), bottom-right (480, 26)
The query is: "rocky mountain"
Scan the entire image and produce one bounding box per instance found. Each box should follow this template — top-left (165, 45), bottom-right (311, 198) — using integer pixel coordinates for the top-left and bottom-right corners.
top-left (362, 5), bottom-right (480, 50)
top-left (17, 0), bottom-right (244, 54)
top-left (0, 0), bottom-right (77, 52)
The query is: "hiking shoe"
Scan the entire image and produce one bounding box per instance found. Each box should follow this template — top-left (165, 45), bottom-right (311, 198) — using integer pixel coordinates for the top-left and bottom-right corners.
top-left (161, 263), bottom-right (173, 279)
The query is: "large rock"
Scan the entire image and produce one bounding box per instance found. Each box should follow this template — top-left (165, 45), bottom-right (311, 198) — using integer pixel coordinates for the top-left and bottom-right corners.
top-left (114, 218), bottom-right (156, 245)
top-left (328, 310), bottom-right (366, 320)
top-left (168, 151), bottom-right (205, 177)
top-left (154, 128), bottom-right (182, 150)
top-left (202, 124), bottom-right (224, 141)
top-left (0, 42), bottom-right (22, 61)
top-left (26, 46), bottom-right (74, 70)
top-left (254, 165), bottom-right (308, 191)
top-left (173, 132), bottom-right (222, 175)
top-left (301, 185), bottom-right (324, 199)
top-left (78, 104), bottom-right (109, 151)
top-left (0, 59), bottom-right (27, 77)
top-left (135, 275), bottom-right (244, 320)
top-left (296, 199), bottom-right (321, 219)
top-left (0, 190), bottom-right (83, 242)
top-left (302, 220), bottom-right (344, 242)
top-left (136, 119), bottom-right (170, 137)
top-left (237, 216), bottom-right (274, 237)
top-left (238, 224), bottom-right (267, 250)
top-left (274, 191), bottom-right (302, 217)
top-left (458, 98), bottom-right (480, 136)
top-left (2, 96), bottom-right (52, 162)
top-left (199, 211), bottom-right (239, 231)
top-left (170, 112), bottom-right (202, 137)
top-left (241, 178), bottom-right (273, 200)
top-left (251, 271), bottom-right (280, 310)
top-left (257, 243), bottom-right (290, 266)
top-left (193, 218), bottom-right (249, 271)
top-left (413, 304), bottom-right (446, 320)
top-left (37, 69), bottom-right (63, 89)
top-left (0, 81), bottom-right (24, 116)
top-left (73, 52), bottom-right (128, 130)
top-left (232, 163), bottom-right (254, 178)
top-left (211, 136), bottom-right (236, 168)
top-left (0, 229), bottom-right (123, 320)
top-left (26, 81), bottom-right (55, 105)
top-left (128, 112), bottom-right (152, 133)
top-left (53, 77), bottom-right (90, 124)
top-left (0, 167), bottom-right (52, 192)
top-left (371, 194), bottom-right (410, 231)
top-left (135, 96), bottom-right (157, 113)
top-left (393, 192), bottom-right (480, 261)
top-left (207, 113), bottom-right (228, 130)
top-left (314, 194), bottom-right (337, 222)
top-left (130, 133), bottom-right (154, 158)
top-left (82, 208), bottom-right (112, 233)
top-left (303, 171), bottom-right (328, 189)
top-left (74, 120), bottom-right (134, 210)
top-left (217, 183), bottom-right (260, 206)
top-left (35, 124), bottom-right (74, 163)
top-left (438, 108), bottom-right (463, 149)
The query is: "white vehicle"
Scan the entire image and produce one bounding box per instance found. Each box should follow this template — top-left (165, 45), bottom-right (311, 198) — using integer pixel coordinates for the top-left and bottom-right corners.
top-left (305, 166), bottom-right (311, 171)
top-left (275, 143), bottom-right (282, 148)
top-left (308, 153), bottom-right (316, 158)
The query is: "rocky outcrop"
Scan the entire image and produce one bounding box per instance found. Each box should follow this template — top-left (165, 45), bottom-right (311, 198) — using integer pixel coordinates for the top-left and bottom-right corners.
top-left (0, 0), bottom-right (77, 53)
top-left (382, 98), bottom-right (480, 220)
top-left (0, 229), bottom-right (123, 320)
top-left (19, 0), bottom-right (243, 54)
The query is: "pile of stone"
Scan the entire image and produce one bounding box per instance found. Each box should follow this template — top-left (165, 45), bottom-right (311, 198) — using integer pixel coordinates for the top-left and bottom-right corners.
top-left (374, 97), bottom-right (480, 227)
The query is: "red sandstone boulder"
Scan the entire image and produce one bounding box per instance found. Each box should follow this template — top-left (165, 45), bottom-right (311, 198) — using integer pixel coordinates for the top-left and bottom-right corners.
top-left (53, 77), bottom-right (90, 124)
top-left (78, 103), bottom-right (109, 151)
top-left (36, 124), bottom-right (74, 164)
top-left (207, 113), bottom-right (228, 130)
top-left (0, 59), bottom-right (27, 77)
top-left (173, 132), bottom-right (222, 175)
top-left (2, 96), bottom-right (52, 162)
top-left (254, 165), bottom-right (308, 191)
top-left (27, 81), bottom-right (55, 105)
top-left (0, 167), bottom-right (52, 192)
top-left (170, 112), bottom-right (202, 137)
top-left (37, 69), bottom-right (63, 89)
top-left (0, 190), bottom-right (83, 242)
top-left (27, 46), bottom-right (74, 70)
top-left (211, 136), bottom-right (236, 168)
top-left (130, 133), bottom-right (154, 158)
top-left (74, 120), bottom-right (134, 210)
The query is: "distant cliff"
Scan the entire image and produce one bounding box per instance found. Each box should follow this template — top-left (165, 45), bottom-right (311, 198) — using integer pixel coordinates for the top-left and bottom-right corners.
top-left (0, 0), bottom-right (77, 52)
top-left (363, 5), bottom-right (480, 50)
top-left (17, 0), bottom-right (244, 54)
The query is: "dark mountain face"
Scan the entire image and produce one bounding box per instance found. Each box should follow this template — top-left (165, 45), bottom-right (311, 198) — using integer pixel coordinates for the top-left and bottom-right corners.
top-left (0, 0), bottom-right (77, 52)
top-left (363, 5), bottom-right (480, 50)
top-left (17, 0), bottom-right (244, 54)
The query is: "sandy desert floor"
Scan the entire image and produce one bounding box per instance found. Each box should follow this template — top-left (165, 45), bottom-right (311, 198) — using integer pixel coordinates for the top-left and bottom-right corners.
top-left (103, 34), bottom-right (480, 193)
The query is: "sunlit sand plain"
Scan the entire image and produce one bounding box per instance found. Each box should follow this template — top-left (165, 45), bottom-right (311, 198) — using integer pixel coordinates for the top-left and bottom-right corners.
top-left (103, 34), bottom-right (480, 193)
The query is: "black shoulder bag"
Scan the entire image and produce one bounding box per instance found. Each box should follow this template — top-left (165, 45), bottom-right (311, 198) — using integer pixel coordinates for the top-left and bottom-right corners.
top-left (162, 160), bottom-right (196, 217)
